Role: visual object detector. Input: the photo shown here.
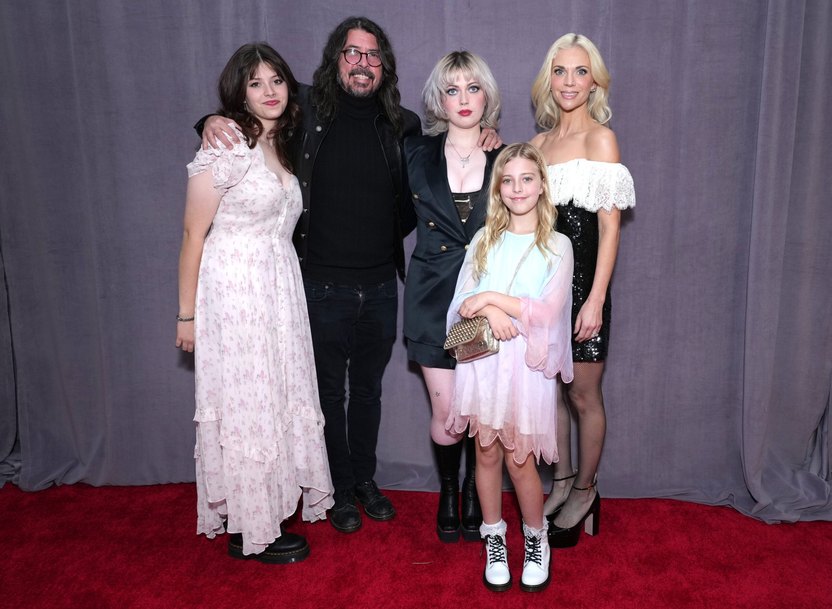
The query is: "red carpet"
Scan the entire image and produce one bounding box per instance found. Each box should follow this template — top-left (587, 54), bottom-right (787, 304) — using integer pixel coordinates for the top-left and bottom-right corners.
top-left (2, 483), bottom-right (830, 609)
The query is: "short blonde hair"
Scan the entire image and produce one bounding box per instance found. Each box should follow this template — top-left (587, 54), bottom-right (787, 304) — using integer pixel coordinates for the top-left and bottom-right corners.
top-left (422, 51), bottom-right (501, 136)
top-left (531, 33), bottom-right (611, 130)
top-left (473, 143), bottom-right (558, 279)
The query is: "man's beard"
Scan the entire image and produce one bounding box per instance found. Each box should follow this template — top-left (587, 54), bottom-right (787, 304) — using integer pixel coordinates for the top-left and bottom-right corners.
top-left (338, 67), bottom-right (378, 98)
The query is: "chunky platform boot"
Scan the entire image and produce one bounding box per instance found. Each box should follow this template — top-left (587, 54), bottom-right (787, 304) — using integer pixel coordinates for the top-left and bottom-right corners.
top-left (460, 435), bottom-right (483, 541)
top-left (480, 519), bottom-right (511, 592)
top-left (520, 522), bottom-right (550, 592)
top-left (433, 440), bottom-right (463, 542)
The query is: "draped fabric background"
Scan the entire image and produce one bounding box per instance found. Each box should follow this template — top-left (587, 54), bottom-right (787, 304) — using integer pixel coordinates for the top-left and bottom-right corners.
top-left (1, 0), bottom-right (829, 522)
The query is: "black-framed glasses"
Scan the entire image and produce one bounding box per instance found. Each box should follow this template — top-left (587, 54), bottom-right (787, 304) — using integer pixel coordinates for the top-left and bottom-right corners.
top-left (341, 48), bottom-right (383, 68)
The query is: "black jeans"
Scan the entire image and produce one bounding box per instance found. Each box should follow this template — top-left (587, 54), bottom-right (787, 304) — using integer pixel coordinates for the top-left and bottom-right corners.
top-left (303, 277), bottom-right (398, 493)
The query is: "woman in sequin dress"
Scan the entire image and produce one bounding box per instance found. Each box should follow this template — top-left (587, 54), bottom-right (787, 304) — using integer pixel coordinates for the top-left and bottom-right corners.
top-left (176, 43), bottom-right (333, 563)
top-left (529, 33), bottom-right (635, 547)
top-left (404, 51), bottom-right (502, 542)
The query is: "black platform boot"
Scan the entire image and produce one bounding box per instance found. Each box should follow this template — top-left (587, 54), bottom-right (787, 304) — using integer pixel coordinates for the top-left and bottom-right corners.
top-left (433, 440), bottom-right (463, 542)
top-left (460, 435), bottom-right (483, 541)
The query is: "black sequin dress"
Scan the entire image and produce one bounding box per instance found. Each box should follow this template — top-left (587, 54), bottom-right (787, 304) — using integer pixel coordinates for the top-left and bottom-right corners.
top-left (547, 160), bottom-right (635, 362)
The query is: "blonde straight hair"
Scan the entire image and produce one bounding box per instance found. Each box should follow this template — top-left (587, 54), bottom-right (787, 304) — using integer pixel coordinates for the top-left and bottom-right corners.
top-left (473, 143), bottom-right (558, 279)
top-left (531, 33), bottom-right (612, 130)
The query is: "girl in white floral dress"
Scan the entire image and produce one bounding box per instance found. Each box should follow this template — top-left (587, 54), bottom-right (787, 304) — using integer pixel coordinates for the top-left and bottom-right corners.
top-left (176, 43), bottom-right (333, 563)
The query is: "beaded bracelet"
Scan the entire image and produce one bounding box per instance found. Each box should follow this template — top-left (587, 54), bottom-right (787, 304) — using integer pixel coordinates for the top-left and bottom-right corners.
top-left (176, 314), bottom-right (195, 322)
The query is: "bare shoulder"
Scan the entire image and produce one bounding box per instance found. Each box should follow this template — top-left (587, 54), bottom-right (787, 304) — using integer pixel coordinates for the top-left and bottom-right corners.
top-left (586, 124), bottom-right (620, 163)
top-left (529, 132), bottom-right (547, 148)
top-left (530, 131), bottom-right (560, 163)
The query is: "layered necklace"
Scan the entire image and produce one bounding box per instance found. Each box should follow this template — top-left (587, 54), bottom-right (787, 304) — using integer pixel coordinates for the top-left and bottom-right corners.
top-left (447, 139), bottom-right (478, 168)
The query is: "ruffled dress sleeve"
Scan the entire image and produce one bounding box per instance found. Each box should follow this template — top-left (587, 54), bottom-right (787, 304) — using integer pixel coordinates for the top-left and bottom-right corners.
top-left (516, 232), bottom-right (574, 381)
top-left (186, 125), bottom-right (252, 192)
top-left (548, 160), bottom-right (635, 212)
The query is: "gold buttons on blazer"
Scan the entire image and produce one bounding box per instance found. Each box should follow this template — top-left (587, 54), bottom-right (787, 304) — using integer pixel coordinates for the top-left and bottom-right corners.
top-left (427, 221), bottom-right (436, 229)
top-left (440, 245), bottom-right (448, 252)
top-left (464, 244), bottom-right (469, 250)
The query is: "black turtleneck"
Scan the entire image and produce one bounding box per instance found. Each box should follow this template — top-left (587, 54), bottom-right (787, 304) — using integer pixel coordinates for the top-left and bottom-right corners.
top-left (304, 88), bottom-right (395, 284)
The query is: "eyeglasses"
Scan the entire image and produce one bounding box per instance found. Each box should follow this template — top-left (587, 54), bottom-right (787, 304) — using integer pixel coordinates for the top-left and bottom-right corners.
top-left (341, 48), bottom-right (383, 68)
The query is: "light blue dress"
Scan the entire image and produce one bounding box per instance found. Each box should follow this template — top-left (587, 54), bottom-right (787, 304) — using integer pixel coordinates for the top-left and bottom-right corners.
top-left (446, 230), bottom-right (574, 464)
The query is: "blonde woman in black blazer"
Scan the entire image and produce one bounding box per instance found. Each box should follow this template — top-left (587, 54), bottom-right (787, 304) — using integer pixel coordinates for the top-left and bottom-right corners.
top-left (403, 51), bottom-right (502, 542)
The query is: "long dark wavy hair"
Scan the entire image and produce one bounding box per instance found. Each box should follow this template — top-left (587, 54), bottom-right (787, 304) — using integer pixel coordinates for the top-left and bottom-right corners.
top-left (217, 42), bottom-right (301, 172)
top-left (311, 16), bottom-right (404, 137)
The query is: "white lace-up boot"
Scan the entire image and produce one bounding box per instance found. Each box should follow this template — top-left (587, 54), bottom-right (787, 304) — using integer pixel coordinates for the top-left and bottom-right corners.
top-left (520, 521), bottom-right (550, 592)
top-left (480, 520), bottom-right (511, 592)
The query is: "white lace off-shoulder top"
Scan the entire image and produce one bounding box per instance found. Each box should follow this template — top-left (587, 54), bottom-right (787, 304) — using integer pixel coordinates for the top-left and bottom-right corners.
top-left (546, 159), bottom-right (636, 212)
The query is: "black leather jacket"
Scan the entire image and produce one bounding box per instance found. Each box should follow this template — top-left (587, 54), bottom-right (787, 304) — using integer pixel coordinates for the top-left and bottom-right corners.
top-left (289, 85), bottom-right (421, 279)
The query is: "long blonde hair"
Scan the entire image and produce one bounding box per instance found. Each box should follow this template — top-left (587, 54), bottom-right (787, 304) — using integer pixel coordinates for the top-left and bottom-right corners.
top-left (473, 143), bottom-right (558, 279)
top-left (531, 33), bottom-right (612, 130)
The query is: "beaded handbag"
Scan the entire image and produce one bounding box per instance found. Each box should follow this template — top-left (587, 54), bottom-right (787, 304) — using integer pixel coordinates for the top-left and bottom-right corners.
top-left (444, 316), bottom-right (499, 363)
top-left (444, 242), bottom-right (536, 363)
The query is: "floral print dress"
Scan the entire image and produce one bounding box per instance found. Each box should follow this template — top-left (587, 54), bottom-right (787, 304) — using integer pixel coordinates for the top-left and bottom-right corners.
top-left (187, 134), bottom-right (333, 556)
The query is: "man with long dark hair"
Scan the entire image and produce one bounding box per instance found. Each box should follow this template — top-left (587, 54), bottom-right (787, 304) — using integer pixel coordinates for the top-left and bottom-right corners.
top-left (201, 16), bottom-right (420, 534)
top-left (289, 16), bottom-right (420, 534)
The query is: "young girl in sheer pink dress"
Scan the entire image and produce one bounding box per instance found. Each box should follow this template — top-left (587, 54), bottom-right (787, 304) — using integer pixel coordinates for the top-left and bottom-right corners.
top-left (446, 143), bottom-right (573, 592)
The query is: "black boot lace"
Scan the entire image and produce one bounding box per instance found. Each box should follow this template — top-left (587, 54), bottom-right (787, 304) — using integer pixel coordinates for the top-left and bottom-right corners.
top-left (485, 534), bottom-right (507, 565)
top-left (524, 533), bottom-right (543, 566)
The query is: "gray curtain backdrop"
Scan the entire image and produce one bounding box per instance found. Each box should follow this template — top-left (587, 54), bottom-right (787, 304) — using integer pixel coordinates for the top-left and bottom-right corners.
top-left (1, 0), bottom-right (829, 523)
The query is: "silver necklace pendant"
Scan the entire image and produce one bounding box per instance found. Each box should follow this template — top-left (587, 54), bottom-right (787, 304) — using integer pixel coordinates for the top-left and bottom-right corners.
top-left (449, 139), bottom-right (476, 169)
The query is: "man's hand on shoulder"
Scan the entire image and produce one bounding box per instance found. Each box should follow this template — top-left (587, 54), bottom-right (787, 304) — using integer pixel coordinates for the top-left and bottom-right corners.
top-left (202, 116), bottom-right (242, 150)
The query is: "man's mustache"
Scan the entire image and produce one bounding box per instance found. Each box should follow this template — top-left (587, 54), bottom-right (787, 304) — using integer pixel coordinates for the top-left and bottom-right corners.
top-left (349, 67), bottom-right (375, 80)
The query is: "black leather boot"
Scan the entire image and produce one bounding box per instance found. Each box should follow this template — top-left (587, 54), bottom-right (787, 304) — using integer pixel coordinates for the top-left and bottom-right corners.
top-left (227, 526), bottom-right (310, 564)
top-left (460, 435), bottom-right (483, 541)
top-left (433, 440), bottom-right (463, 542)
